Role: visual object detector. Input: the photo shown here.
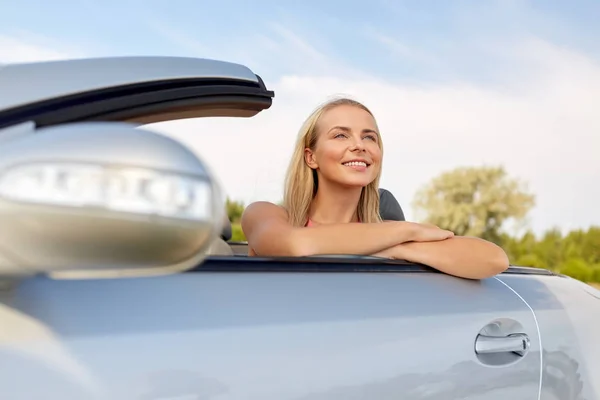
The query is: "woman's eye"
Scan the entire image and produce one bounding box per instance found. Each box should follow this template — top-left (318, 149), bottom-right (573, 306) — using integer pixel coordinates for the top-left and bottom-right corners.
top-left (334, 133), bottom-right (347, 139)
top-left (364, 134), bottom-right (377, 141)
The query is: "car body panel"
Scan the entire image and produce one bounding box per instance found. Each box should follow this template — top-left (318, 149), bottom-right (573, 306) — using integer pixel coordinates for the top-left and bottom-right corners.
top-left (0, 259), bottom-right (542, 400)
top-left (497, 274), bottom-right (600, 400)
top-left (0, 56), bottom-right (274, 129)
top-left (0, 56), bottom-right (261, 111)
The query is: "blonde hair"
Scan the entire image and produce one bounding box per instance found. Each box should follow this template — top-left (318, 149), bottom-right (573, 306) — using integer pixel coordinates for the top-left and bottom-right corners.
top-left (283, 97), bottom-right (384, 227)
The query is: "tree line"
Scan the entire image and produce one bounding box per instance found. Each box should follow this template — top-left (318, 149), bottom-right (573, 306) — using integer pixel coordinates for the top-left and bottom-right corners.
top-left (225, 166), bottom-right (599, 284)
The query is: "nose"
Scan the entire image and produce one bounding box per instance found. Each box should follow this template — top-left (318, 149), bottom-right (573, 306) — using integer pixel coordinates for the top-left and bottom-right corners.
top-left (349, 135), bottom-right (366, 151)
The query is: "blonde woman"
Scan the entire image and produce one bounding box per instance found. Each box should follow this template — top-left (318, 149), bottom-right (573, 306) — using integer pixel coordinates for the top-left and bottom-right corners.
top-left (241, 98), bottom-right (509, 279)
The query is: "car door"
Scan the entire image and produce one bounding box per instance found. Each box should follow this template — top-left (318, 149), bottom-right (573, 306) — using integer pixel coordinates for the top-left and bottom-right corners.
top-left (3, 262), bottom-right (542, 400)
top-left (0, 56), bottom-right (540, 400)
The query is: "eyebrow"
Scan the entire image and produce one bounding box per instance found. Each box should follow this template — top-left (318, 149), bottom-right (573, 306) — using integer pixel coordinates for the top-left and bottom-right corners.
top-left (328, 126), bottom-right (379, 135)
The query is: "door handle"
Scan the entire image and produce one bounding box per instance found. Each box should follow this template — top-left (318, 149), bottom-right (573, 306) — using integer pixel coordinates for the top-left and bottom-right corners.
top-left (475, 333), bottom-right (530, 356)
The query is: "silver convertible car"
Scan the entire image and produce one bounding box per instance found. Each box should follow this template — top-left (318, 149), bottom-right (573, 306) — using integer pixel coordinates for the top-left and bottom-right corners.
top-left (0, 56), bottom-right (598, 400)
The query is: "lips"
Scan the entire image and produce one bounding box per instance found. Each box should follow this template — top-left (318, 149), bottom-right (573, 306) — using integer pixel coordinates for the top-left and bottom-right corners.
top-left (342, 160), bottom-right (371, 172)
top-left (342, 160), bottom-right (370, 167)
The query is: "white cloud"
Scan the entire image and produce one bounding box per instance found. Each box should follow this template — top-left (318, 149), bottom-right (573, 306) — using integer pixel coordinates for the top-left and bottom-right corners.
top-left (0, 33), bottom-right (598, 236)
top-left (149, 37), bottom-right (600, 236)
top-left (142, 18), bottom-right (210, 56)
top-left (0, 34), bottom-right (84, 64)
top-left (363, 28), bottom-right (438, 66)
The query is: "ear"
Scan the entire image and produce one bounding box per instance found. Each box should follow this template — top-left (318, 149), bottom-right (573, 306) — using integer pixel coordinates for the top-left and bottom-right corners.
top-left (304, 148), bottom-right (318, 169)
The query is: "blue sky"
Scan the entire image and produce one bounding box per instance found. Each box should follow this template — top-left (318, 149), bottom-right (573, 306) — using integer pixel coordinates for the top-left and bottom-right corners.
top-left (2, 0), bottom-right (598, 84)
top-left (1, 0), bottom-right (599, 235)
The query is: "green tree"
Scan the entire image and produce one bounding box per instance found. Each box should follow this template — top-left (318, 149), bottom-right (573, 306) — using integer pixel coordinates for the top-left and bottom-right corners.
top-left (225, 198), bottom-right (245, 223)
top-left (412, 165), bottom-right (535, 243)
top-left (558, 258), bottom-right (593, 282)
top-left (532, 228), bottom-right (564, 269)
top-left (230, 224), bottom-right (247, 242)
top-left (495, 225), bottom-right (600, 283)
top-left (563, 227), bottom-right (600, 265)
top-left (224, 198), bottom-right (248, 242)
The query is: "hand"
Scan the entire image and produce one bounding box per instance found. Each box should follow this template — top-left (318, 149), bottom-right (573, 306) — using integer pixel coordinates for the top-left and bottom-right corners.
top-left (406, 222), bottom-right (454, 242)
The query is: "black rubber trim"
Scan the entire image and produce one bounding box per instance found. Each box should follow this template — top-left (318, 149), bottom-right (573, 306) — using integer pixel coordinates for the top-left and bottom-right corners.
top-left (190, 256), bottom-right (437, 273)
top-left (38, 94), bottom-right (273, 127)
top-left (0, 77), bottom-right (275, 129)
top-left (505, 266), bottom-right (557, 276)
top-left (189, 256), bottom-right (558, 276)
top-left (255, 74), bottom-right (269, 91)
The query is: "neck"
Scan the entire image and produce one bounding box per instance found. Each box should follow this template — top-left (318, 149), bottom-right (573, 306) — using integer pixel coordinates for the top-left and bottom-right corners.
top-left (309, 181), bottom-right (363, 225)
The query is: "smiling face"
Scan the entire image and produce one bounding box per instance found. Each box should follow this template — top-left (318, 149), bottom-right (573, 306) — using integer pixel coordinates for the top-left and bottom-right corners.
top-left (304, 104), bottom-right (383, 189)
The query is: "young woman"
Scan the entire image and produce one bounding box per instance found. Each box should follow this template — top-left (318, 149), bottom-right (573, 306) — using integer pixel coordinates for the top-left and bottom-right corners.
top-left (241, 98), bottom-right (509, 279)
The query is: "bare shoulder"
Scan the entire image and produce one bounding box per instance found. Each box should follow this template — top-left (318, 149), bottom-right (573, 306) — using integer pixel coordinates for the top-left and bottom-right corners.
top-left (241, 201), bottom-right (290, 232)
top-left (242, 201), bottom-right (288, 219)
top-left (241, 202), bottom-right (299, 256)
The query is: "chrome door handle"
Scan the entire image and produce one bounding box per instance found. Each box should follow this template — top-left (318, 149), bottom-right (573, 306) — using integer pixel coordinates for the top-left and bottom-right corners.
top-left (475, 333), bottom-right (530, 356)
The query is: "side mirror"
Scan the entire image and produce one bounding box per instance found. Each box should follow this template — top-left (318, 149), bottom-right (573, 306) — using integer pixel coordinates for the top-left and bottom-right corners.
top-left (0, 122), bottom-right (224, 279)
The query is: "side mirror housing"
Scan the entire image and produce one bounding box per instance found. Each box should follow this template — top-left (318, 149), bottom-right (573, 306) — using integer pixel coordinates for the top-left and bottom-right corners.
top-left (0, 122), bottom-right (224, 279)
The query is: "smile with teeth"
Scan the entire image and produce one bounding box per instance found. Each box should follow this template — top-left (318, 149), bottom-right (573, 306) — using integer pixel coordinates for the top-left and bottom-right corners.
top-left (343, 161), bottom-right (368, 167)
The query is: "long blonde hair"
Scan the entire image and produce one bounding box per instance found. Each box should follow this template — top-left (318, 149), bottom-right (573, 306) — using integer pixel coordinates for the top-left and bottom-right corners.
top-left (283, 97), bottom-right (384, 227)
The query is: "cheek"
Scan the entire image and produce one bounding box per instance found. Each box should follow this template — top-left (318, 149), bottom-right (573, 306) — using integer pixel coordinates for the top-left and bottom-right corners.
top-left (316, 143), bottom-right (345, 164)
top-left (368, 143), bottom-right (383, 162)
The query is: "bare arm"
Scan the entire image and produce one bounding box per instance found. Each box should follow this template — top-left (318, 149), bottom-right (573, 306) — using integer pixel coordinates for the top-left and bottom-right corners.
top-left (373, 236), bottom-right (509, 280)
top-left (241, 202), bottom-right (452, 257)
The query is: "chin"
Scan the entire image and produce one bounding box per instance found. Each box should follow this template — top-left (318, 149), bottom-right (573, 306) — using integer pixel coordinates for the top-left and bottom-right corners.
top-left (337, 177), bottom-right (375, 188)
top-left (322, 169), bottom-right (377, 189)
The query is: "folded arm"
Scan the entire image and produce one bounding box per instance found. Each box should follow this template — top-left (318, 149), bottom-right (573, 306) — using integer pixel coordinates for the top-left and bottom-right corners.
top-left (241, 202), bottom-right (440, 257)
top-left (373, 236), bottom-right (509, 279)
top-left (241, 201), bottom-right (507, 279)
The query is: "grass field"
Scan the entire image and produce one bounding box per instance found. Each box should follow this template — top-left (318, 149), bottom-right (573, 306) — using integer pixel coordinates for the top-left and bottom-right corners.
top-left (590, 283), bottom-right (600, 289)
